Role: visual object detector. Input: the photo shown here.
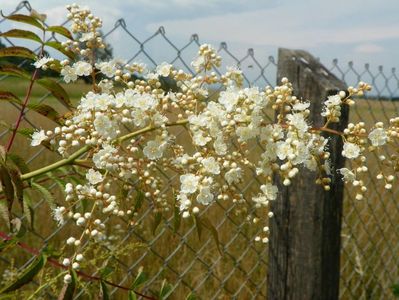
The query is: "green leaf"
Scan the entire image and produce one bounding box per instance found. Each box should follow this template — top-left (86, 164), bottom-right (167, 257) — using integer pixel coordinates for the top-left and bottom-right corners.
top-left (27, 103), bottom-right (62, 124)
top-left (152, 211), bottom-right (162, 235)
top-left (0, 65), bottom-right (30, 80)
top-left (0, 29), bottom-right (42, 43)
top-left (0, 201), bottom-right (10, 229)
top-left (159, 279), bottom-right (173, 300)
top-left (22, 191), bottom-right (34, 229)
top-left (185, 292), bottom-right (197, 300)
top-left (46, 26), bottom-right (73, 40)
top-left (128, 292), bottom-right (137, 300)
top-left (44, 41), bottom-right (76, 60)
top-left (99, 266), bottom-right (114, 279)
top-left (7, 153), bottom-right (30, 174)
top-left (0, 254), bottom-right (46, 293)
top-left (0, 91), bottom-right (21, 105)
top-left (193, 214), bottom-right (203, 241)
top-left (0, 165), bottom-right (14, 224)
top-left (58, 270), bottom-right (77, 300)
top-left (0, 47), bottom-right (37, 60)
top-left (31, 182), bottom-right (56, 209)
top-left (133, 190), bottom-right (144, 213)
top-left (36, 78), bottom-right (72, 109)
top-left (9, 168), bottom-right (24, 212)
top-left (0, 13), bottom-right (45, 30)
top-left (0, 236), bottom-right (18, 252)
top-left (130, 269), bottom-right (148, 290)
top-left (99, 281), bottom-right (110, 300)
top-left (173, 205), bottom-right (181, 233)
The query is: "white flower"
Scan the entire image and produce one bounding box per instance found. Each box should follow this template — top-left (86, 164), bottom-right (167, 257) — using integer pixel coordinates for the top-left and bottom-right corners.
top-left (86, 169), bottom-right (103, 185)
top-left (33, 57), bottom-right (54, 69)
top-left (61, 65), bottom-right (78, 83)
top-left (73, 61), bottom-right (92, 76)
top-left (224, 168), bottom-right (242, 185)
top-left (252, 194), bottom-right (268, 206)
top-left (156, 62), bottom-right (172, 77)
top-left (325, 95), bottom-right (341, 106)
top-left (260, 183), bottom-right (278, 201)
top-left (79, 32), bottom-right (95, 42)
top-left (293, 101), bottom-right (310, 111)
top-left (276, 141), bottom-right (294, 160)
top-left (196, 186), bottom-right (214, 205)
top-left (31, 130), bottom-right (47, 146)
top-left (94, 114), bottom-right (118, 139)
top-left (286, 113), bottom-right (309, 135)
top-left (201, 157), bottom-right (220, 174)
top-left (143, 140), bottom-right (165, 160)
top-left (191, 55), bottom-right (205, 72)
top-left (133, 94), bottom-right (158, 110)
top-left (193, 130), bottom-right (211, 146)
top-left (93, 144), bottom-right (117, 169)
top-left (342, 142), bottom-right (361, 159)
top-left (180, 174), bottom-right (200, 194)
top-left (96, 61), bottom-right (118, 78)
top-left (52, 206), bottom-right (66, 226)
top-left (219, 89), bottom-right (239, 112)
top-left (338, 168), bottom-right (356, 182)
top-left (177, 193), bottom-right (191, 211)
top-left (368, 128), bottom-right (387, 147)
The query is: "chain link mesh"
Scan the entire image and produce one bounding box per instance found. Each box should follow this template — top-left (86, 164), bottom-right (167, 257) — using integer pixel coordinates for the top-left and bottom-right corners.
top-left (0, 2), bottom-right (398, 299)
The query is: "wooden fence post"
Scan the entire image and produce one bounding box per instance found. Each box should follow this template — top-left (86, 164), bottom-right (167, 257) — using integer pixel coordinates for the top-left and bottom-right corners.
top-left (267, 48), bottom-right (348, 300)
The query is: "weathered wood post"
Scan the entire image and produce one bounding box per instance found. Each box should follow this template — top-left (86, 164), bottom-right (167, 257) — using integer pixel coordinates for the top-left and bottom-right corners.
top-left (267, 48), bottom-right (348, 300)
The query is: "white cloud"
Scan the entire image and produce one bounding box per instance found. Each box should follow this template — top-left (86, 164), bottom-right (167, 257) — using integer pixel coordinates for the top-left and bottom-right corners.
top-left (354, 43), bottom-right (384, 54)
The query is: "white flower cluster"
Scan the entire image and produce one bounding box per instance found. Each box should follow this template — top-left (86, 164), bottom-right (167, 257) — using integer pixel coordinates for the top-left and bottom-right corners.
top-left (27, 4), bottom-right (399, 273)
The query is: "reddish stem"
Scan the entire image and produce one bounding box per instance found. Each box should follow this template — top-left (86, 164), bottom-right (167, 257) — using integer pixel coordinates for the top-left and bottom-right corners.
top-left (5, 69), bottom-right (39, 153)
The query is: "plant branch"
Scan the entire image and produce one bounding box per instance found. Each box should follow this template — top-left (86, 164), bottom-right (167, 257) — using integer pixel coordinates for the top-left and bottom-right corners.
top-left (21, 120), bottom-right (189, 181)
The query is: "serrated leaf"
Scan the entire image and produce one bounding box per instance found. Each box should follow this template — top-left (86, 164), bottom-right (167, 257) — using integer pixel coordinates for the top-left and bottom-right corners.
top-left (159, 279), bottom-right (173, 300)
top-left (0, 253), bottom-right (46, 293)
top-left (0, 13), bottom-right (45, 30)
top-left (27, 103), bottom-right (62, 124)
top-left (36, 78), bottom-right (72, 109)
top-left (7, 153), bottom-right (30, 174)
top-left (99, 281), bottom-right (110, 300)
top-left (46, 26), bottom-right (73, 40)
top-left (0, 47), bottom-right (37, 60)
top-left (58, 270), bottom-right (77, 300)
top-left (45, 41), bottom-right (76, 60)
top-left (23, 191), bottom-right (34, 229)
top-left (31, 182), bottom-right (56, 209)
top-left (130, 269), bottom-right (148, 290)
top-left (0, 65), bottom-right (30, 80)
top-left (0, 29), bottom-right (42, 43)
top-left (152, 211), bottom-right (162, 235)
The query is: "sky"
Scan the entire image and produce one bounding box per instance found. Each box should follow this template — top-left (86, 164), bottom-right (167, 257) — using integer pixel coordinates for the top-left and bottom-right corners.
top-left (1, 0), bottom-right (399, 87)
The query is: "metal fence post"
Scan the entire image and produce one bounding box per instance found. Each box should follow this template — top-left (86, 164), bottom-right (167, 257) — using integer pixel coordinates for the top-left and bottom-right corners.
top-left (267, 48), bottom-right (348, 300)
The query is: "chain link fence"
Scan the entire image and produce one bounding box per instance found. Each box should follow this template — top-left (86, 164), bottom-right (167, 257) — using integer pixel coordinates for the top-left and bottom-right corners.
top-left (0, 1), bottom-right (398, 299)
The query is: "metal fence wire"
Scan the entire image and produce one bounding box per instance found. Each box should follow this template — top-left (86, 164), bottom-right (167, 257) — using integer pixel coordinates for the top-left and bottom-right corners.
top-left (0, 1), bottom-right (399, 299)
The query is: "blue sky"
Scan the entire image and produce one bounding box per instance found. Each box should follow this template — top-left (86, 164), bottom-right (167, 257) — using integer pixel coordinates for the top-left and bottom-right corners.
top-left (1, 0), bottom-right (399, 84)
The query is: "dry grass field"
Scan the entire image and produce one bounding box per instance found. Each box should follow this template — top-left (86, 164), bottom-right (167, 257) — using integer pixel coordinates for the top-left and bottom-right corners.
top-left (0, 76), bottom-right (398, 299)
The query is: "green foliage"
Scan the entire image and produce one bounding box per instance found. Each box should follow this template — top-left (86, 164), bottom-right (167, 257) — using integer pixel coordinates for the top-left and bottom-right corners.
top-left (0, 254), bottom-right (47, 294)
